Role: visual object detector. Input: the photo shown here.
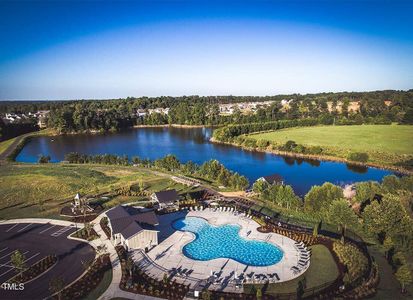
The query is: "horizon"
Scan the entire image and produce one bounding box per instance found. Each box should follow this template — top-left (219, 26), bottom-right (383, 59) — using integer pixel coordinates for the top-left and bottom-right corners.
top-left (1, 88), bottom-right (412, 103)
top-left (1, 0), bottom-right (413, 100)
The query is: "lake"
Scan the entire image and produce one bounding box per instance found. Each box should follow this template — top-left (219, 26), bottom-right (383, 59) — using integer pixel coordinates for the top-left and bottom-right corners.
top-left (16, 127), bottom-right (394, 195)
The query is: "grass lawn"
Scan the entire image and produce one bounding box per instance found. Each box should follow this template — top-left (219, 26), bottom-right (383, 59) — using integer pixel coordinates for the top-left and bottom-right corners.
top-left (248, 125), bottom-right (413, 168)
top-left (0, 136), bottom-right (18, 155)
top-left (85, 262), bottom-right (113, 300)
top-left (0, 129), bottom-right (55, 157)
top-left (249, 125), bottom-right (413, 155)
top-left (245, 244), bottom-right (339, 295)
top-left (0, 163), bottom-right (175, 220)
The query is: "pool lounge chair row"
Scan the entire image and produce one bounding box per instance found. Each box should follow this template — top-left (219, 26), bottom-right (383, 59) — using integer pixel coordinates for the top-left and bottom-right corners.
top-left (244, 273), bottom-right (280, 284)
top-left (188, 206), bottom-right (205, 211)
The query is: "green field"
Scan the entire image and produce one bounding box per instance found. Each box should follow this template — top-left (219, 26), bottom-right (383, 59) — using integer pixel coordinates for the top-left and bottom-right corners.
top-left (0, 163), bottom-right (188, 220)
top-left (245, 244), bottom-right (339, 295)
top-left (249, 125), bottom-right (412, 155)
top-left (248, 125), bottom-right (413, 168)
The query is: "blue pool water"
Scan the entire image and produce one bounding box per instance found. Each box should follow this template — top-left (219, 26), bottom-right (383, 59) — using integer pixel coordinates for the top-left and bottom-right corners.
top-left (172, 217), bottom-right (283, 266)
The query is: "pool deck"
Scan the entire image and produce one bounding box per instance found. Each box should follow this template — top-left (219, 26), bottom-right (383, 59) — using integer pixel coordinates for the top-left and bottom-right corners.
top-left (131, 208), bottom-right (309, 293)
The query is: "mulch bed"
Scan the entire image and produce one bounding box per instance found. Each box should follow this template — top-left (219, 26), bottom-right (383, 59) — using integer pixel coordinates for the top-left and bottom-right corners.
top-left (10, 255), bottom-right (57, 284)
top-left (56, 255), bottom-right (111, 300)
top-left (116, 246), bottom-right (189, 299)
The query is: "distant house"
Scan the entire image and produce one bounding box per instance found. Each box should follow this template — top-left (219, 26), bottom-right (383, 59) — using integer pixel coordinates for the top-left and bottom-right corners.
top-left (256, 174), bottom-right (284, 185)
top-left (136, 109), bottom-right (147, 117)
top-left (151, 189), bottom-right (179, 209)
top-left (106, 205), bottom-right (159, 251)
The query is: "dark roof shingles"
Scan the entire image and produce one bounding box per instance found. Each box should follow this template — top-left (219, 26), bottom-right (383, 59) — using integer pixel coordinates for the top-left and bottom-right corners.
top-left (154, 189), bottom-right (179, 203)
top-left (107, 205), bottom-right (158, 238)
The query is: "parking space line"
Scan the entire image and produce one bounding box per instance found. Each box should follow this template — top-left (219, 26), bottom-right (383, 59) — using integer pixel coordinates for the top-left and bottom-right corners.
top-left (0, 250), bottom-right (30, 267)
top-left (51, 226), bottom-right (72, 237)
top-left (0, 252), bottom-right (41, 283)
top-left (0, 247), bottom-right (8, 253)
top-left (5, 224), bottom-right (19, 232)
top-left (17, 223), bottom-right (33, 232)
top-left (39, 225), bottom-right (55, 234)
top-left (0, 250), bottom-right (15, 260)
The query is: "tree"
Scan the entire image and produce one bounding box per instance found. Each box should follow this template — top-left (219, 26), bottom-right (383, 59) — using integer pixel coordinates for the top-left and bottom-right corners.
top-left (125, 256), bottom-right (134, 277)
top-left (347, 152), bottom-right (369, 163)
top-left (38, 154), bottom-right (51, 163)
top-left (252, 179), bottom-right (269, 195)
top-left (256, 287), bottom-right (262, 300)
top-left (304, 182), bottom-right (343, 213)
top-left (138, 178), bottom-right (145, 192)
top-left (395, 264), bottom-right (412, 293)
top-left (313, 222), bottom-right (319, 237)
top-left (49, 276), bottom-right (65, 300)
top-left (11, 250), bottom-right (26, 273)
top-left (354, 181), bottom-right (381, 203)
top-left (326, 199), bottom-right (358, 241)
top-left (363, 194), bottom-right (413, 248)
top-left (96, 244), bottom-right (108, 263)
top-left (202, 289), bottom-right (211, 300)
top-left (383, 236), bottom-right (394, 260)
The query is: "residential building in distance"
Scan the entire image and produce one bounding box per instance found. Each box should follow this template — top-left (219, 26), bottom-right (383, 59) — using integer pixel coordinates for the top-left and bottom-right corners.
top-left (256, 174), bottom-right (284, 185)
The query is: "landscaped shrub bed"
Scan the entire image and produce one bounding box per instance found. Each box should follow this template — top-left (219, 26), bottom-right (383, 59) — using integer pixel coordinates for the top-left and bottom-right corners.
top-left (57, 254), bottom-right (111, 300)
top-left (333, 242), bottom-right (368, 285)
top-left (259, 223), bottom-right (318, 245)
top-left (340, 262), bottom-right (379, 299)
top-left (100, 216), bottom-right (111, 239)
top-left (10, 255), bottom-right (57, 284)
top-left (116, 246), bottom-right (189, 299)
top-left (71, 227), bottom-right (100, 241)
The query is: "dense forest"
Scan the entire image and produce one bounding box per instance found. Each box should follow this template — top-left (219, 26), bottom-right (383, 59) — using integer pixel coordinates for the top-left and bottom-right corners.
top-left (0, 89), bottom-right (412, 134)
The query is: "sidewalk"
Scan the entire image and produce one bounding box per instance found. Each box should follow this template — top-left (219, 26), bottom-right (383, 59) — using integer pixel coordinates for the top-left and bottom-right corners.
top-left (0, 218), bottom-right (83, 227)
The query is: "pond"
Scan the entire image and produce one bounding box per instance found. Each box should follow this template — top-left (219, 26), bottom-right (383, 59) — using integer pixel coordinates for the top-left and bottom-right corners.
top-left (16, 127), bottom-right (394, 195)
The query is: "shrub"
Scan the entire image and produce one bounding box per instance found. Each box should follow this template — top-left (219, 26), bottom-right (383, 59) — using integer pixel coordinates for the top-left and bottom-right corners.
top-left (347, 152), bottom-right (369, 163)
top-left (256, 139), bottom-right (270, 149)
top-left (333, 242), bottom-right (368, 285)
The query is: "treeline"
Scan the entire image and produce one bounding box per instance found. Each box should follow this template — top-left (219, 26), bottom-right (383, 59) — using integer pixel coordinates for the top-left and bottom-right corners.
top-left (63, 153), bottom-right (249, 190)
top-left (0, 119), bottom-right (39, 141)
top-left (253, 174), bottom-right (413, 290)
top-left (1, 89), bottom-right (412, 133)
top-left (212, 118), bottom-right (319, 142)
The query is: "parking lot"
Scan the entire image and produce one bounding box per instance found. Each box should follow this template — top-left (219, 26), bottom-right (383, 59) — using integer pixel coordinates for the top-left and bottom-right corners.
top-left (0, 222), bottom-right (94, 299)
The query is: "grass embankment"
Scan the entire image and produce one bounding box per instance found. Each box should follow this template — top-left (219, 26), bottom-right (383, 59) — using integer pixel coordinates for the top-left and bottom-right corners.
top-left (0, 163), bottom-right (192, 220)
top-left (0, 129), bottom-right (55, 160)
top-left (248, 125), bottom-right (413, 170)
top-left (245, 244), bottom-right (339, 295)
top-left (0, 136), bottom-right (18, 155)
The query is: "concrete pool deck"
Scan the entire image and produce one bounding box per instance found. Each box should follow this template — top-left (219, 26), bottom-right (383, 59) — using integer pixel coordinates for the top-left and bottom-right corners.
top-left (132, 208), bottom-right (309, 293)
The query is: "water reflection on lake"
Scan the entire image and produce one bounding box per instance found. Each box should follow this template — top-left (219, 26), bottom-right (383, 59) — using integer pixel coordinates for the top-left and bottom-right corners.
top-left (16, 127), bottom-right (394, 195)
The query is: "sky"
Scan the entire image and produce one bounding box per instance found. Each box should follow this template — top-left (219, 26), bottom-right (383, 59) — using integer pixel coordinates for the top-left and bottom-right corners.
top-left (0, 0), bottom-right (413, 100)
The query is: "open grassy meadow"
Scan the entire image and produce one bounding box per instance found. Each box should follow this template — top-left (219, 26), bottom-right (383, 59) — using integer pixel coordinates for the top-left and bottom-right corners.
top-left (0, 163), bottom-right (185, 220)
top-left (248, 125), bottom-right (413, 168)
top-left (249, 125), bottom-right (412, 154)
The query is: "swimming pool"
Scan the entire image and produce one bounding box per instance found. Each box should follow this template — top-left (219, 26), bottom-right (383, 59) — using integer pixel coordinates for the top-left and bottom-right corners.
top-left (172, 217), bottom-right (283, 266)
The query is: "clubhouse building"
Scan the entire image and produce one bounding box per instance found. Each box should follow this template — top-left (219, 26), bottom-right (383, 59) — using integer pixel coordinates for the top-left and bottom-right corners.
top-left (106, 205), bottom-right (159, 251)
